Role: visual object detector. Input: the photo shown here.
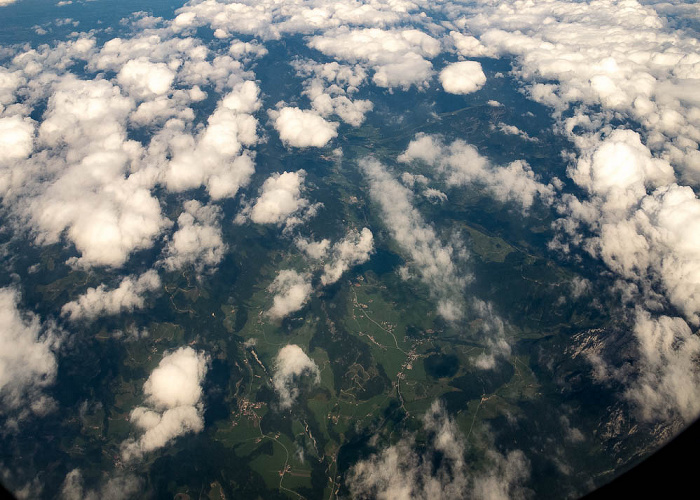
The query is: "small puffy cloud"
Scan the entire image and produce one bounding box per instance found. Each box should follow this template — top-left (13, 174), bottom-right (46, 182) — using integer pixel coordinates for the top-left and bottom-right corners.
top-left (348, 400), bottom-right (530, 500)
top-left (161, 201), bottom-right (226, 273)
top-left (0, 0), bottom-right (18, 6)
top-left (267, 270), bottom-right (313, 320)
top-left (272, 344), bottom-right (320, 409)
top-left (242, 170), bottom-right (314, 227)
top-left (271, 107), bottom-right (338, 148)
top-left (320, 227), bottom-right (374, 285)
top-left (570, 129), bottom-right (675, 214)
top-left (228, 40), bottom-right (268, 60)
top-left (121, 347), bottom-right (209, 460)
top-left (116, 57), bottom-right (175, 98)
top-left (61, 270), bottom-right (161, 322)
top-left (439, 61), bottom-right (486, 95)
top-left (423, 188), bottom-right (448, 204)
top-left (295, 237), bottom-right (331, 260)
top-left (495, 122), bottom-right (537, 142)
top-left (0, 115), bottom-right (34, 160)
top-left (0, 288), bottom-right (60, 420)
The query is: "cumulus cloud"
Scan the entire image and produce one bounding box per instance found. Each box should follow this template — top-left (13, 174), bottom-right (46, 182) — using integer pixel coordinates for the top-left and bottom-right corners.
top-left (434, 0), bottom-right (700, 424)
top-left (293, 60), bottom-right (373, 126)
top-left (270, 106), bottom-right (339, 148)
top-left (121, 347), bottom-right (209, 460)
top-left (60, 469), bottom-right (142, 500)
top-left (295, 237), bottom-right (331, 260)
top-left (423, 188), bottom-right (448, 204)
top-left (0, 288), bottom-right (60, 421)
top-left (398, 134), bottom-right (556, 210)
top-left (61, 270), bottom-right (161, 322)
top-left (447, 0), bottom-right (700, 184)
top-left (159, 80), bottom-right (260, 199)
top-left (552, 130), bottom-right (700, 339)
top-left (272, 344), bottom-right (320, 409)
top-left (359, 157), bottom-right (468, 320)
top-left (320, 227), bottom-right (374, 285)
top-left (495, 122), bottom-right (538, 142)
top-left (308, 27), bottom-right (440, 90)
top-left (12, 76), bottom-right (170, 268)
top-left (160, 200), bottom-right (226, 273)
top-left (625, 309), bottom-right (700, 422)
top-left (0, 115), bottom-right (34, 160)
top-left (267, 270), bottom-right (313, 320)
top-left (116, 57), bottom-right (175, 98)
top-left (449, 31), bottom-right (496, 58)
top-left (240, 170), bottom-right (317, 228)
top-left (439, 60), bottom-right (486, 95)
top-left (173, 0), bottom-right (417, 39)
top-left (347, 400), bottom-right (530, 500)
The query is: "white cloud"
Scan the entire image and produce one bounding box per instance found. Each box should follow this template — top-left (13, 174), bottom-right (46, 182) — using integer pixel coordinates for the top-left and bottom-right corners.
top-left (400, 172), bottom-right (429, 188)
top-left (359, 157), bottom-right (468, 320)
top-left (267, 270), bottom-right (313, 320)
top-left (399, 133), bottom-right (556, 210)
top-left (0, 0), bottom-right (19, 6)
top-left (449, 31), bottom-right (496, 58)
top-left (8, 76), bottom-right (170, 268)
top-left (495, 122), bottom-right (538, 142)
top-left (348, 400), bottom-right (530, 500)
top-left (439, 60), bottom-right (486, 95)
top-left (272, 344), bottom-right (320, 409)
top-left (161, 200), bottom-right (226, 273)
top-left (295, 237), bottom-right (331, 260)
top-left (569, 129), bottom-right (675, 216)
top-left (160, 81), bottom-right (260, 199)
top-left (228, 40), bottom-right (268, 60)
top-left (121, 347), bottom-right (209, 460)
top-left (0, 115), bottom-right (34, 160)
top-left (270, 107), bottom-right (339, 148)
top-left (241, 170), bottom-right (315, 227)
top-left (0, 288), bottom-right (60, 420)
top-left (423, 188), bottom-right (447, 204)
top-left (443, 0), bottom-right (700, 423)
top-left (61, 270), bottom-right (161, 322)
top-left (116, 58), bottom-right (175, 98)
top-left (308, 27), bottom-right (440, 90)
top-left (172, 0), bottom-right (418, 39)
top-left (293, 60), bottom-right (373, 127)
top-left (625, 309), bottom-right (700, 422)
top-left (320, 227), bottom-right (374, 285)
top-left (60, 469), bottom-right (142, 500)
